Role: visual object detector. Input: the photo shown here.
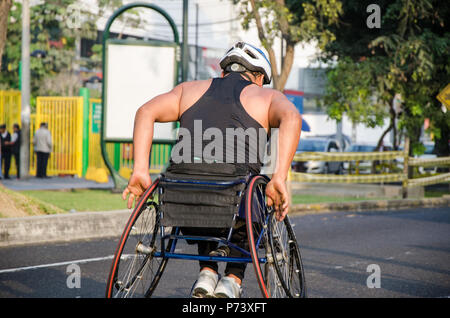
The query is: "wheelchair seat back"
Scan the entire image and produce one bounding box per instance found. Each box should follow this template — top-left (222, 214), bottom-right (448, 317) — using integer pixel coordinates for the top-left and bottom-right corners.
top-left (159, 163), bottom-right (249, 228)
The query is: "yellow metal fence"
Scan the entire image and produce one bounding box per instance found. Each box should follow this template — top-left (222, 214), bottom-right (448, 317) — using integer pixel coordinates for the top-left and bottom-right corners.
top-left (30, 97), bottom-right (84, 177)
top-left (0, 90), bottom-right (21, 176)
top-left (0, 90), bottom-right (21, 131)
top-left (1, 91), bottom-right (172, 180)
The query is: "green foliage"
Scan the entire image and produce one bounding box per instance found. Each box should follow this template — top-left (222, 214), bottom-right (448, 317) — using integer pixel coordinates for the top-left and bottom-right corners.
top-left (324, 56), bottom-right (387, 128)
top-left (235, 0), bottom-right (341, 47)
top-left (233, 0), bottom-right (342, 90)
top-left (3, 1), bottom-right (85, 91)
top-left (1, 0), bottom-right (123, 98)
top-left (322, 0), bottom-right (449, 155)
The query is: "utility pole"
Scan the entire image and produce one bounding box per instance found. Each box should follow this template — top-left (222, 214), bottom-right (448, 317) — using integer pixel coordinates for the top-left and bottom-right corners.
top-left (20, 0), bottom-right (31, 178)
top-left (181, 0), bottom-right (188, 82)
top-left (195, 3), bottom-right (198, 80)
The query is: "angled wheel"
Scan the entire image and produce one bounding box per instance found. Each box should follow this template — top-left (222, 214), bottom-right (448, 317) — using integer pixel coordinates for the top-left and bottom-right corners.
top-left (245, 175), bottom-right (277, 298)
top-left (105, 179), bottom-right (172, 298)
top-left (268, 214), bottom-right (307, 298)
top-left (245, 175), bottom-right (306, 298)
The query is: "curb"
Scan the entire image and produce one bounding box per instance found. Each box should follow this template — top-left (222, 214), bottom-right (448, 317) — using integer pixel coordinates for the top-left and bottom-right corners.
top-left (289, 197), bottom-right (450, 215)
top-left (1, 198), bottom-right (449, 247)
top-left (0, 210), bottom-right (131, 247)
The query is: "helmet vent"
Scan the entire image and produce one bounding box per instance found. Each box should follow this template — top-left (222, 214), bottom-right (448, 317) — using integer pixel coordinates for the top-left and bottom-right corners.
top-left (244, 49), bottom-right (256, 59)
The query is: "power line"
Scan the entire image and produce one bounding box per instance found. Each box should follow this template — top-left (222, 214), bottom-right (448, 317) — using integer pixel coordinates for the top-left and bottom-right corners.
top-left (134, 16), bottom-right (241, 28)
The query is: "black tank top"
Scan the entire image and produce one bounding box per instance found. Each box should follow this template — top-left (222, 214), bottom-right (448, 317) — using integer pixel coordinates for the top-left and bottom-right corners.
top-left (170, 72), bottom-right (267, 175)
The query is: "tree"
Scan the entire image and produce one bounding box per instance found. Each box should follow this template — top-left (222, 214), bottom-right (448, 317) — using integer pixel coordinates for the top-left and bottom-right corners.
top-left (373, 0), bottom-right (450, 156)
top-left (234, 0), bottom-right (342, 91)
top-left (323, 56), bottom-right (389, 146)
top-left (0, 0), bottom-right (12, 71)
top-left (1, 1), bottom-right (94, 93)
top-left (0, 0), bottom-right (124, 96)
top-left (321, 0), bottom-right (449, 156)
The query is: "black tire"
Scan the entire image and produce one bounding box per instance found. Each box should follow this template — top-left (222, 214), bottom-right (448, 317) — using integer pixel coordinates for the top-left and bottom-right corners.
top-left (105, 179), bottom-right (172, 298)
top-left (245, 175), bottom-right (307, 298)
top-left (268, 214), bottom-right (307, 298)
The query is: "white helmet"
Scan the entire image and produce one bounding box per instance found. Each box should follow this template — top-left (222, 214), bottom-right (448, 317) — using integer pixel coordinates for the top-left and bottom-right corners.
top-left (219, 41), bottom-right (272, 85)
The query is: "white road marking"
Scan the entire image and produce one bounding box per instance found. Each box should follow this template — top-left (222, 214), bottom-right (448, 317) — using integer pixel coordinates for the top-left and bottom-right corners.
top-left (0, 255), bottom-right (115, 274)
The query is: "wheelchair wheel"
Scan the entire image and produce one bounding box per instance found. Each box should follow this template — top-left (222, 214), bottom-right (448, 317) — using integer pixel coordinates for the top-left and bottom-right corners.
top-left (245, 175), bottom-right (306, 298)
top-left (105, 179), bottom-right (171, 298)
top-left (268, 214), bottom-right (307, 298)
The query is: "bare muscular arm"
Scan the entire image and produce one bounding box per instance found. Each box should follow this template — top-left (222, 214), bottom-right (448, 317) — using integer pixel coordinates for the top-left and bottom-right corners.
top-left (266, 89), bottom-right (302, 221)
top-left (122, 84), bottom-right (182, 209)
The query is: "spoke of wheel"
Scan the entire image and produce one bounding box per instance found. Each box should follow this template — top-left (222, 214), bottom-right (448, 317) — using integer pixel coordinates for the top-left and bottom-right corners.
top-left (114, 204), bottom-right (159, 298)
top-left (271, 216), bottom-right (303, 298)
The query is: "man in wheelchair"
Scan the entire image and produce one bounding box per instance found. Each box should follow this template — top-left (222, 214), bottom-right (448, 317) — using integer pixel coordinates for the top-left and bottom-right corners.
top-left (122, 42), bottom-right (302, 298)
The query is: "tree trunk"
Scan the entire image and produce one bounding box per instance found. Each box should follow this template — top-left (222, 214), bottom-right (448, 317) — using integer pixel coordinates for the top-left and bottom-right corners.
top-left (372, 122), bottom-right (393, 174)
top-left (249, 0), bottom-right (296, 92)
top-left (273, 40), bottom-right (295, 91)
top-left (389, 97), bottom-right (398, 150)
top-left (375, 123), bottom-right (393, 152)
top-left (0, 0), bottom-right (13, 70)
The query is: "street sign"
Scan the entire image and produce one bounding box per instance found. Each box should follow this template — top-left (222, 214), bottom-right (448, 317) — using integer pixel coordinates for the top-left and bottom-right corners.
top-left (436, 83), bottom-right (450, 109)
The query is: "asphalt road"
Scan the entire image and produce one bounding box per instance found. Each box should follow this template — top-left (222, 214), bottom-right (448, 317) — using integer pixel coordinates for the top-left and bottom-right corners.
top-left (0, 207), bottom-right (449, 298)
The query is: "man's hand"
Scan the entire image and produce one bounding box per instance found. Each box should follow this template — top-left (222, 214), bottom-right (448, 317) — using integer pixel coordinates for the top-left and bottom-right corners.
top-left (122, 171), bottom-right (152, 209)
top-left (265, 176), bottom-right (289, 222)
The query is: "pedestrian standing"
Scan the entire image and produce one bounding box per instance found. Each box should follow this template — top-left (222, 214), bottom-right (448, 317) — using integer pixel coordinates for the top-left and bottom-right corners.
top-left (0, 124), bottom-right (12, 179)
top-left (6, 123), bottom-right (21, 179)
top-left (0, 133), bottom-right (3, 180)
top-left (33, 122), bottom-right (52, 178)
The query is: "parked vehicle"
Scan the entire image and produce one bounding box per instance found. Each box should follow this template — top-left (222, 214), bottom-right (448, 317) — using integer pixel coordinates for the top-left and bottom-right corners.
top-left (397, 142), bottom-right (437, 174)
top-left (418, 142), bottom-right (437, 174)
top-left (292, 137), bottom-right (343, 174)
top-left (316, 133), bottom-right (352, 151)
top-left (343, 143), bottom-right (396, 173)
top-left (343, 143), bottom-right (376, 173)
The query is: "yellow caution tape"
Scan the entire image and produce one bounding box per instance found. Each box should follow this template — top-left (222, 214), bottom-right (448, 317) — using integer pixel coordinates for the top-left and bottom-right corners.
top-left (290, 172), bottom-right (406, 183)
top-left (407, 173), bottom-right (450, 187)
top-left (294, 151), bottom-right (405, 162)
top-left (408, 156), bottom-right (450, 167)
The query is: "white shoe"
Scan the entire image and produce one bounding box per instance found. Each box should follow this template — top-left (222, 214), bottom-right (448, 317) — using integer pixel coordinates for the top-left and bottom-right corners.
top-left (213, 276), bottom-right (242, 298)
top-left (191, 270), bottom-right (219, 298)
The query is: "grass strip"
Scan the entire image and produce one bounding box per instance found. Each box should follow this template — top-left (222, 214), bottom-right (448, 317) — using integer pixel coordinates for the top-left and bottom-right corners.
top-left (21, 189), bottom-right (127, 212)
top-left (0, 184), bottom-right (65, 217)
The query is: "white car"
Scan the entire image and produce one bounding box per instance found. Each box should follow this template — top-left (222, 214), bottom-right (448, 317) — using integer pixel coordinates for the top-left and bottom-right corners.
top-left (292, 137), bottom-right (343, 174)
top-left (417, 143), bottom-right (437, 174)
top-left (396, 142), bottom-right (437, 174)
top-left (343, 144), bottom-right (377, 173)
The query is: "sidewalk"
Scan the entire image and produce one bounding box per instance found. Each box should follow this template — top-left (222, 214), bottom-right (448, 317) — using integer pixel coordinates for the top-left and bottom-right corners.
top-left (0, 176), bottom-right (114, 191)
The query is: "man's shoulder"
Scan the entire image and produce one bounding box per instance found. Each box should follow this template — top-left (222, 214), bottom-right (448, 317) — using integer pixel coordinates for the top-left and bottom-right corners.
top-left (180, 79), bottom-right (212, 90)
top-left (243, 84), bottom-right (278, 99)
top-left (178, 79), bottom-right (213, 104)
top-left (35, 128), bottom-right (45, 136)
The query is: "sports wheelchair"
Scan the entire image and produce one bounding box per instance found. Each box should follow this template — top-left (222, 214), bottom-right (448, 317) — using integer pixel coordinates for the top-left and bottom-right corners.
top-left (105, 164), bottom-right (306, 298)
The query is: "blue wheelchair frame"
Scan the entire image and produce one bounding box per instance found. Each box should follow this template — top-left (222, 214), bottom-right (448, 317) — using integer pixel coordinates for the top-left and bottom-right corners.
top-left (153, 175), bottom-right (271, 265)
